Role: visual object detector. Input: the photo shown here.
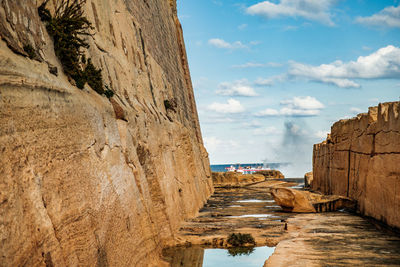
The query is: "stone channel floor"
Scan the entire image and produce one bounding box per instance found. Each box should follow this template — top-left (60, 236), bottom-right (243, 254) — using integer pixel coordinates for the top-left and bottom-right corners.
top-left (165, 179), bottom-right (400, 266)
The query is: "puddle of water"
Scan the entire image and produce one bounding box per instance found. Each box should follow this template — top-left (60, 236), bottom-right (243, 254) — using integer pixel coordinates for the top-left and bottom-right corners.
top-left (227, 214), bottom-right (279, 219)
top-left (228, 205), bottom-right (242, 208)
top-left (291, 183), bottom-right (304, 189)
top-left (163, 246), bottom-right (275, 267)
top-left (203, 246), bottom-right (275, 267)
top-left (236, 199), bottom-right (270, 203)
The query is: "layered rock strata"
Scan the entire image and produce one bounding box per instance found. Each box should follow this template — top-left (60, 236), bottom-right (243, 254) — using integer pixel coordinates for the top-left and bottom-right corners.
top-left (212, 172), bottom-right (265, 187)
top-left (0, 0), bottom-right (213, 266)
top-left (312, 101), bottom-right (400, 229)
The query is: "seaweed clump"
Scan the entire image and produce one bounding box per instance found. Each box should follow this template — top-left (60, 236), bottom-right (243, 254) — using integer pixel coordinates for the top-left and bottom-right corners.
top-left (38, 0), bottom-right (109, 97)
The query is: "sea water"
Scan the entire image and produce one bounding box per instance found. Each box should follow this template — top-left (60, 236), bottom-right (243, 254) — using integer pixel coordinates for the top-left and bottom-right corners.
top-left (210, 163), bottom-right (287, 172)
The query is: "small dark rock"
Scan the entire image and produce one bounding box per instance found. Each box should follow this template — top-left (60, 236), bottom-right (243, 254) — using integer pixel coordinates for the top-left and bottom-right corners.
top-left (48, 64), bottom-right (58, 76)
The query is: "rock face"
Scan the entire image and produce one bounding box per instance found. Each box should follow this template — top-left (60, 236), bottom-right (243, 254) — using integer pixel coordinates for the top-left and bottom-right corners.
top-left (312, 102), bottom-right (400, 229)
top-left (212, 172), bottom-right (265, 187)
top-left (264, 212), bottom-right (400, 267)
top-left (271, 188), bottom-right (355, 213)
top-left (304, 172), bottom-right (313, 188)
top-left (0, 1), bottom-right (213, 266)
top-left (255, 170), bottom-right (285, 179)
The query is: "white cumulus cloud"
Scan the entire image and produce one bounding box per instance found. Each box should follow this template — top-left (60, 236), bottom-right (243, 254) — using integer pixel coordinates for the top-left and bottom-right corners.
top-left (203, 136), bottom-right (221, 153)
top-left (281, 96), bottom-right (325, 110)
top-left (350, 107), bottom-right (364, 114)
top-left (287, 45), bottom-right (400, 88)
top-left (208, 38), bottom-right (247, 49)
top-left (216, 79), bottom-right (258, 97)
top-left (256, 96), bottom-right (324, 117)
top-left (207, 98), bottom-right (245, 114)
top-left (246, 0), bottom-right (336, 26)
top-left (203, 136), bottom-right (240, 155)
top-left (356, 5), bottom-right (400, 28)
top-left (315, 130), bottom-right (329, 140)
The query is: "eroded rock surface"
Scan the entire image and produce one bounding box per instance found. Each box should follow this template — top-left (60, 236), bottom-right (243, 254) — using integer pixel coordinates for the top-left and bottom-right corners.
top-left (304, 172), bottom-right (313, 188)
top-left (0, 1), bottom-right (212, 266)
top-left (271, 188), bottom-right (355, 213)
top-left (313, 102), bottom-right (400, 229)
top-left (264, 213), bottom-right (400, 267)
top-left (212, 172), bottom-right (265, 187)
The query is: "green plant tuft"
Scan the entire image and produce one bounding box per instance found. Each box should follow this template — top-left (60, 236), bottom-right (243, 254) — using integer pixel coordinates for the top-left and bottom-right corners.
top-left (227, 233), bottom-right (255, 247)
top-left (38, 0), bottom-right (107, 96)
top-left (164, 99), bottom-right (177, 112)
top-left (84, 58), bottom-right (104, 94)
top-left (104, 85), bottom-right (114, 98)
top-left (23, 44), bottom-right (36, 59)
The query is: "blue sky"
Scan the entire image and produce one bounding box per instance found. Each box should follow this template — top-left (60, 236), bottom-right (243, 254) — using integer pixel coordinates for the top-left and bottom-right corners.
top-left (177, 0), bottom-right (400, 176)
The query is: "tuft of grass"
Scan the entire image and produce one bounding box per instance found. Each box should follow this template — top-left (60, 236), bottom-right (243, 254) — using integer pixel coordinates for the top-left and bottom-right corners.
top-left (38, 0), bottom-right (107, 96)
top-left (164, 99), bottom-right (177, 112)
top-left (84, 58), bottom-right (103, 94)
top-left (227, 233), bottom-right (255, 247)
top-left (23, 44), bottom-right (36, 59)
top-left (104, 85), bottom-right (114, 99)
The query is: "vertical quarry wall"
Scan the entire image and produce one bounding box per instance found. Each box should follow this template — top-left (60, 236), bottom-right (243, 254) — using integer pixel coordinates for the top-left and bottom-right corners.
top-left (0, 0), bottom-right (213, 266)
top-left (312, 102), bottom-right (400, 230)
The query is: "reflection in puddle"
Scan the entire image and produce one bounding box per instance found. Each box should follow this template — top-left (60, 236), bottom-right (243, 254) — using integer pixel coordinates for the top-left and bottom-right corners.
top-left (163, 246), bottom-right (275, 267)
top-left (236, 199), bottom-right (269, 203)
top-left (291, 183), bottom-right (304, 189)
top-left (228, 205), bottom-right (242, 208)
top-left (227, 214), bottom-right (279, 219)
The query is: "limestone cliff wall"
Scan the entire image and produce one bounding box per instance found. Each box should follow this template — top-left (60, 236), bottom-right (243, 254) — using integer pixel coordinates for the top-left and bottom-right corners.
top-left (0, 0), bottom-right (213, 266)
top-left (312, 102), bottom-right (400, 229)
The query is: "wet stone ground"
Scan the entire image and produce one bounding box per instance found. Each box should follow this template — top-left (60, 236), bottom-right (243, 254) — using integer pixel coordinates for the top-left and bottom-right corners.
top-left (177, 179), bottom-right (301, 247)
top-left (164, 178), bottom-right (400, 267)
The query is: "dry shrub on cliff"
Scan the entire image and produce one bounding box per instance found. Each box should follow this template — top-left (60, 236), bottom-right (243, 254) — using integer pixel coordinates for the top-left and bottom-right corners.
top-left (38, 0), bottom-right (113, 97)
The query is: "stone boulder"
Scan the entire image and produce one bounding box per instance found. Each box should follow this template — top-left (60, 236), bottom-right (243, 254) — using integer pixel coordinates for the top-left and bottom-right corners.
top-left (212, 172), bottom-right (265, 187)
top-left (271, 188), bottom-right (356, 213)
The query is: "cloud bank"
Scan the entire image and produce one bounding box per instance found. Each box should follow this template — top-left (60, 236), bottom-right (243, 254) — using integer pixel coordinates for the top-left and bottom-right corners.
top-left (207, 98), bottom-right (245, 114)
top-left (208, 38), bottom-right (247, 49)
top-left (287, 45), bottom-right (400, 88)
top-left (246, 0), bottom-right (336, 26)
top-left (256, 96), bottom-right (324, 117)
top-left (216, 79), bottom-right (258, 96)
top-left (356, 5), bottom-right (400, 28)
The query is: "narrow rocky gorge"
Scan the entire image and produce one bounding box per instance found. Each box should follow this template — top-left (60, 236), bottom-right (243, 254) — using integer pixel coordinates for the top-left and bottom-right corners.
top-left (0, 1), bottom-right (212, 266)
top-left (1, 1), bottom-right (400, 266)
